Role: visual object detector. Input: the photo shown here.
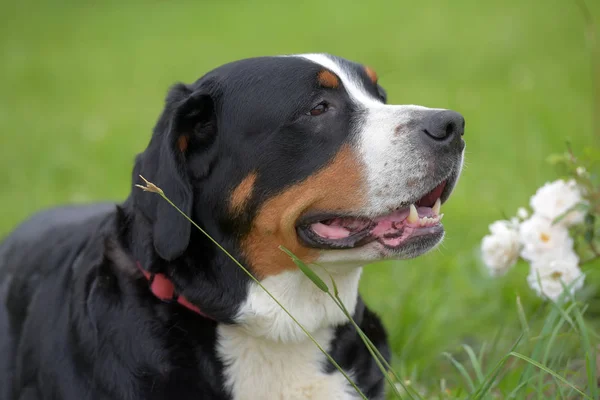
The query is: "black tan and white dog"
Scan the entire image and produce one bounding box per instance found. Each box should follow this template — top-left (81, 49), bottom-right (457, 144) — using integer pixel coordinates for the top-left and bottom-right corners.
top-left (0, 54), bottom-right (465, 400)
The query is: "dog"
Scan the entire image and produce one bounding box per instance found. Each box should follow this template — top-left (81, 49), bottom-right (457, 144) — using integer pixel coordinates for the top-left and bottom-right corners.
top-left (0, 53), bottom-right (465, 400)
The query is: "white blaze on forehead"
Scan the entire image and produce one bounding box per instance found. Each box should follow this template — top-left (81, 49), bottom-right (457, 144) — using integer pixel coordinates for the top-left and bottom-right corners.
top-left (296, 53), bottom-right (440, 216)
top-left (297, 53), bottom-right (382, 106)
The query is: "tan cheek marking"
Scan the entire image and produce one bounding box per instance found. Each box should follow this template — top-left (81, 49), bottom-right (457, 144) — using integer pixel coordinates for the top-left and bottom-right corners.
top-left (177, 135), bottom-right (189, 152)
top-left (317, 70), bottom-right (340, 88)
top-left (364, 66), bottom-right (378, 84)
top-left (241, 145), bottom-right (366, 279)
top-left (230, 172), bottom-right (258, 215)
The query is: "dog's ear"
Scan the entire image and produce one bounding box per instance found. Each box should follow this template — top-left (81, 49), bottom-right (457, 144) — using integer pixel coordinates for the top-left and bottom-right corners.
top-left (135, 83), bottom-right (216, 261)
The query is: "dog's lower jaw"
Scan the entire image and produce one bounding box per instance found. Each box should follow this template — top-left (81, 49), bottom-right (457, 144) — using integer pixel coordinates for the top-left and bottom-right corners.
top-left (232, 266), bottom-right (362, 343)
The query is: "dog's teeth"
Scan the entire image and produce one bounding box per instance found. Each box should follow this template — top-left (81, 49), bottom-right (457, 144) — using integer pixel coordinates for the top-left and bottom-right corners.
top-left (432, 198), bottom-right (441, 215)
top-left (408, 204), bottom-right (418, 223)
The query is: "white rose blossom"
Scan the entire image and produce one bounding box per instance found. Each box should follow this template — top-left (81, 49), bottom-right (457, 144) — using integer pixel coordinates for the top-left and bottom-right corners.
top-left (481, 220), bottom-right (521, 276)
top-left (518, 215), bottom-right (573, 262)
top-left (480, 178), bottom-right (589, 301)
top-left (527, 252), bottom-right (585, 301)
top-left (529, 179), bottom-right (586, 226)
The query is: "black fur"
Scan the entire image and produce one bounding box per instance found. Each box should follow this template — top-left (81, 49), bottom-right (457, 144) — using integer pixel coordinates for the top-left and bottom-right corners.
top-left (0, 55), bottom-right (390, 400)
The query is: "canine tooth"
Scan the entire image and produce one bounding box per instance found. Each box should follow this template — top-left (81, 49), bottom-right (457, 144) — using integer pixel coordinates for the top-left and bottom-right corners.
top-left (408, 204), bottom-right (418, 223)
top-left (432, 198), bottom-right (441, 215)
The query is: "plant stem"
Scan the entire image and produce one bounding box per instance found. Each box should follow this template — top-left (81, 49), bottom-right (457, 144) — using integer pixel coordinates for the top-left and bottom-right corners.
top-left (152, 190), bottom-right (368, 400)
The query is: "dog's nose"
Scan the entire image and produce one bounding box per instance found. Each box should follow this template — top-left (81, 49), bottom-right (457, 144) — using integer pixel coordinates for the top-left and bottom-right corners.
top-left (421, 110), bottom-right (465, 142)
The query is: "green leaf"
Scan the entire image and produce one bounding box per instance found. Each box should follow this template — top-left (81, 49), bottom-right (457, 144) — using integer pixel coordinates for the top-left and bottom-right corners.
top-left (279, 246), bottom-right (329, 293)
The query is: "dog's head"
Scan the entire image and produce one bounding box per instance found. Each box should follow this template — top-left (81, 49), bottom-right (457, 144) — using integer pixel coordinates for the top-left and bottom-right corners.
top-left (131, 53), bottom-right (464, 320)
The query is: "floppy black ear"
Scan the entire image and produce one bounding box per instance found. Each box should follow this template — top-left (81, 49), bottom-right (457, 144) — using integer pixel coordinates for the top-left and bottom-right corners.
top-left (135, 83), bottom-right (216, 261)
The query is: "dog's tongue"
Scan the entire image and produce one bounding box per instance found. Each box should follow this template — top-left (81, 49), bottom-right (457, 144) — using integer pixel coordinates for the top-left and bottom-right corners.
top-left (310, 206), bottom-right (439, 241)
top-left (311, 217), bottom-right (371, 239)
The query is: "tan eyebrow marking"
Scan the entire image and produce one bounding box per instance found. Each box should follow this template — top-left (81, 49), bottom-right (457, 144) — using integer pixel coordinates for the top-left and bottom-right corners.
top-left (317, 69), bottom-right (340, 88)
top-left (364, 66), bottom-right (378, 84)
top-left (230, 172), bottom-right (258, 215)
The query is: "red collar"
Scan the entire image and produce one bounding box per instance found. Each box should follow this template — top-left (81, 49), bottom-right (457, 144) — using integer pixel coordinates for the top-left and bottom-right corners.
top-left (136, 262), bottom-right (212, 320)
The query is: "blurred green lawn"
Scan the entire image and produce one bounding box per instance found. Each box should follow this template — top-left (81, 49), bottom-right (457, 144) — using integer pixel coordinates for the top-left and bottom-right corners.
top-left (1, 0), bottom-right (599, 395)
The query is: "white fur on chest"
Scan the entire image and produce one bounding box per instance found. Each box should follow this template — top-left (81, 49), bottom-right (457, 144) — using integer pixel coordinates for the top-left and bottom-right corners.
top-left (217, 326), bottom-right (359, 400)
top-left (217, 267), bottom-right (363, 400)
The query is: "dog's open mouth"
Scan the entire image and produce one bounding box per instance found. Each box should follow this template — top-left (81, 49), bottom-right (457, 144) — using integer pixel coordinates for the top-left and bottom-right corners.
top-left (297, 180), bottom-right (448, 250)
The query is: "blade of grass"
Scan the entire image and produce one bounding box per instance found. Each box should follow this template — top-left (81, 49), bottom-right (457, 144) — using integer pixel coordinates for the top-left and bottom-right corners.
top-left (573, 303), bottom-right (599, 399)
top-left (516, 295), bottom-right (530, 338)
top-left (553, 375), bottom-right (568, 400)
top-left (534, 288), bottom-right (580, 400)
top-left (471, 333), bottom-right (524, 400)
top-left (477, 342), bottom-right (488, 371)
top-left (520, 298), bottom-right (558, 387)
top-left (443, 352), bottom-right (476, 392)
top-left (539, 324), bottom-right (574, 400)
top-left (541, 303), bottom-right (577, 368)
top-left (463, 344), bottom-right (485, 385)
top-left (506, 374), bottom-right (540, 399)
top-left (509, 352), bottom-right (592, 400)
top-left (279, 246), bottom-right (329, 293)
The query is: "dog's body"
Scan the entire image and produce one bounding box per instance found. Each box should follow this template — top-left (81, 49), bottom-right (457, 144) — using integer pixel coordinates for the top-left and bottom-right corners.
top-left (0, 54), bottom-right (465, 400)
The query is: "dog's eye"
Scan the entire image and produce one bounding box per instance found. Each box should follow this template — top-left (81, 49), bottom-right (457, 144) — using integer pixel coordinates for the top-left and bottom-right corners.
top-left (307, 102), bottom-right (329, 116)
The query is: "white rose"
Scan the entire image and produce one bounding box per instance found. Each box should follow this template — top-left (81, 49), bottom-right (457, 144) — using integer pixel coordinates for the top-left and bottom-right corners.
top-left (481, 220), bottom-right (521, 276)
top-left (527, 253), bottom-right (585, 301)
top-left (529, 179), bottom-right (585, 226)
top-left (519, 215), bottom-right (573, 262)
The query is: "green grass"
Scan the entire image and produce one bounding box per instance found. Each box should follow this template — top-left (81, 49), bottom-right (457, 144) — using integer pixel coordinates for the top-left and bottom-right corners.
top-left (1, 0), bottom-right (600, 397)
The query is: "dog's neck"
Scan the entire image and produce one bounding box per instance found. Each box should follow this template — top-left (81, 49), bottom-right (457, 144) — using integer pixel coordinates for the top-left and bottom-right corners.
top-left (122, 198), bottom-right (364, 337)
top-left (231, 265), bottom-right (363, 343)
